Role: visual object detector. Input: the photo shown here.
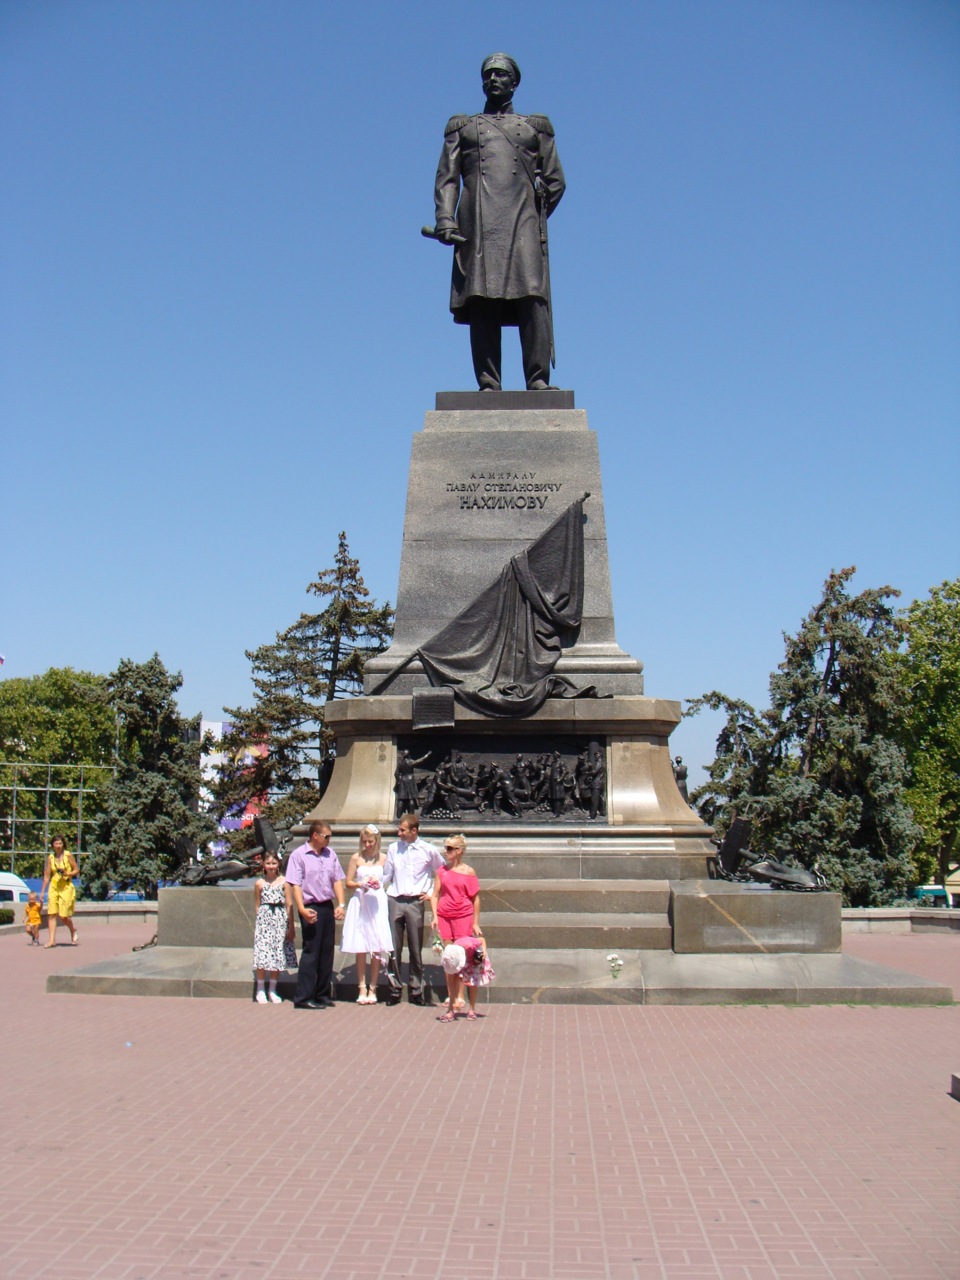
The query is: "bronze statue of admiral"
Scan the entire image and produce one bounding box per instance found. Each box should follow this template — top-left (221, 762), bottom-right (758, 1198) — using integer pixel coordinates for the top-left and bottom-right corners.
top-left (430, 54), bottom-right (565, 392)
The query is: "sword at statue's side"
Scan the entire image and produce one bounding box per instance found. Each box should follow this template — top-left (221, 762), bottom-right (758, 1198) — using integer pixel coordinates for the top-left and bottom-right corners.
top-left (534, 176), bottom-right (556, 369)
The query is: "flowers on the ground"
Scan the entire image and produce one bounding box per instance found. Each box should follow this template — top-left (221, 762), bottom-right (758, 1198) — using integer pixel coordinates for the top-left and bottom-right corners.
top-left (607, 952), bottom-right (624, 979)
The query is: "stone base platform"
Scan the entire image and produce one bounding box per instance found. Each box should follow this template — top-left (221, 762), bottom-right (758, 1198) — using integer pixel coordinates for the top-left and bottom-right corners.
top-left (153, 885), bottom-right (675, 951)
top-left (47, 944), bottom-right (953, 1006)
top-left (52, 885), bottom-right (949, 1006)
top-left (671, 881), bottom-right (842, 954)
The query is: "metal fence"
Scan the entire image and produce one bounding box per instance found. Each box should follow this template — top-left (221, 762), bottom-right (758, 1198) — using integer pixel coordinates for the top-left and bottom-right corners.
top-left (0, 761), bottom-right (115, 873)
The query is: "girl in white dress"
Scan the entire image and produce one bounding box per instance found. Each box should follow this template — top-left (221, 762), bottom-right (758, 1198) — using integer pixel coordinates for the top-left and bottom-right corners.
top-left (340, 824), bottom-right (393, 1004)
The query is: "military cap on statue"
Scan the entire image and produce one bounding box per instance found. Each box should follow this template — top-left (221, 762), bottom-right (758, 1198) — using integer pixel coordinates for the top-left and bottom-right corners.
top-left (481, 52), bottom-right (521, 85)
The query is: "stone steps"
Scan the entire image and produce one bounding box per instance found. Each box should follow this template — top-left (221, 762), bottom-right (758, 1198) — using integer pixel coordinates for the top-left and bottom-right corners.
top-left (479, 911), bottom-right (672, 950)
top-left (482, 878), bottom-right (670, 913)
top-left (154, 885), bottom-right (674, 950)
top-left (48, 944), bottom-right (955, 1007)
top-left (443, 838), bottom-right (710, 881)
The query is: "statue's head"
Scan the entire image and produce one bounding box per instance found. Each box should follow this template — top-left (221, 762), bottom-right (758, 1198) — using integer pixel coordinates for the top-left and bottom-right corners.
top-left (482, 53), bottom-right (520, 101)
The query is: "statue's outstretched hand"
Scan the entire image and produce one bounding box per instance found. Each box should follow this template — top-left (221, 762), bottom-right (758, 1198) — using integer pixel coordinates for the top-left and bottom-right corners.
top-left (422, 224), bottom-right (467, 246)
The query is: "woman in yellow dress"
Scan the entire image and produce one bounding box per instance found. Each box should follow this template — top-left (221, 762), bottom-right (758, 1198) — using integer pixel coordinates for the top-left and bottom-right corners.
top-left (40, 835), bottom-right (79, 947)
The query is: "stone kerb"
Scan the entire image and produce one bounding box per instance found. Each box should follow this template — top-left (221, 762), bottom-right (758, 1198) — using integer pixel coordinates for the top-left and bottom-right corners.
top-left (841, 907), bottom-right (960, 934)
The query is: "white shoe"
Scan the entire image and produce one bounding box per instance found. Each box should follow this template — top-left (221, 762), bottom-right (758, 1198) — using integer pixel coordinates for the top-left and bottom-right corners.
top-left (268, 991), bottom-right (283, 1003)
top-left (255, 990), bottom-right (268, 1004)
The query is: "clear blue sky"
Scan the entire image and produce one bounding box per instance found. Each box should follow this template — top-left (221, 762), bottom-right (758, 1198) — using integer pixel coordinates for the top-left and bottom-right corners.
top-left (3, 0), bottom-right (958, 785)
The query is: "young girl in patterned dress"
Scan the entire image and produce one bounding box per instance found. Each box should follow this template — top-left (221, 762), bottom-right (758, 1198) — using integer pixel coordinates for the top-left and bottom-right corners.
top-left (252, 852), bottom-right (294, 1003)
top-left (439, 937), bottom-right (495, 1022)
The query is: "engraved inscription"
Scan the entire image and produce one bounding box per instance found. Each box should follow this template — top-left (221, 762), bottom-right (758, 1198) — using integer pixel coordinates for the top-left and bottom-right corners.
top-left (445, 470), bottom-right (563, 511)
top-left (411, 688), bottom-right (455, 731)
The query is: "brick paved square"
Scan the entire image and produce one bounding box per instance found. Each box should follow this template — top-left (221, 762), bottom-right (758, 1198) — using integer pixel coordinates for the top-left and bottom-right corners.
top-left (1, 922), bottom-right (957, 1278)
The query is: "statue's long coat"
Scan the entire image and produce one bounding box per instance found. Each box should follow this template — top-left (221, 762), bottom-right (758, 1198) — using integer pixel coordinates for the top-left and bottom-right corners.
top-left (434, 109), bottom-right (565, 324)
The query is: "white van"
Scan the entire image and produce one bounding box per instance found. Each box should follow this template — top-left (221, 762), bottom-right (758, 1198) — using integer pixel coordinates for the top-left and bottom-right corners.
top-left (0, 872), bottom-right (33, 904)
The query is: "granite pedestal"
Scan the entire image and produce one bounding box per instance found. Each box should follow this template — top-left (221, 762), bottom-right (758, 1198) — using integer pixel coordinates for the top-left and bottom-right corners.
top-left (306, 396), bottom-right (712, 879)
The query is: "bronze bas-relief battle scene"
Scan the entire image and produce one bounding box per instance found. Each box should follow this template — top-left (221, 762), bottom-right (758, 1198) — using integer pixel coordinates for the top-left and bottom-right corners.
top-left (394, 738), bottom-right (607, 822)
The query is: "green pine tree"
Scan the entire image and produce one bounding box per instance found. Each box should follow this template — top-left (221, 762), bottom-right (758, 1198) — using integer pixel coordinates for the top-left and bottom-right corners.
top-left (84, 655), bottom-right (217, 899)
top-left (214, 532), bottom-right (393, 842)
top-left (687, 567), bottom-right (918, 906)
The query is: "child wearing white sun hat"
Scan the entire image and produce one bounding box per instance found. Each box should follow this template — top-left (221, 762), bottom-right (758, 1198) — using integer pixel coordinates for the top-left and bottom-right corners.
top-left (438, 936), bottom-right (495, 1022)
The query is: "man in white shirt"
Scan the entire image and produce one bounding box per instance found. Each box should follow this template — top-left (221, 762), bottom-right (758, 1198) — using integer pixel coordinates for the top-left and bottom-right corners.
top-left (381, 812), bottom-right (445, 1005)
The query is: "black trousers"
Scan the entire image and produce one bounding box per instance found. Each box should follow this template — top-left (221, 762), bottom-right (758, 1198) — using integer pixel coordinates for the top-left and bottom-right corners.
top-left (295, 901), bottom-right (336, 1005)
top-left (388, 897), bottom-right (425, 997)
top-left (468, 297), bottom-right (551, 391)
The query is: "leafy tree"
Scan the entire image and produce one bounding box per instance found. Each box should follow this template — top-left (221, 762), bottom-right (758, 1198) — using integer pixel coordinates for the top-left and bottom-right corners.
top-left (687, 567), bottom-right (918, 906)
top-left (83, 655), bottom-right (217, 899)
top-left (213, 532), bottom-right (393, 842)
top-left (0, 667), bottom-right (115, 763)
top-left (0, 668), bottom-right (116, 860)
top-left (894, 578), bottom-right (960, 892)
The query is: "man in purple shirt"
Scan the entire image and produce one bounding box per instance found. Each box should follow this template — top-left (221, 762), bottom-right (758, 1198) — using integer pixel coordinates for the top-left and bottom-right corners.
top-left (285, 820), bottom-right (345, 1009)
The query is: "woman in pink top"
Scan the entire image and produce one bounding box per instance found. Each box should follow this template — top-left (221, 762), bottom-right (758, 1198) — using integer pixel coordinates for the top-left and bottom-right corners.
top-left (429, 834), bottom-right (482, 1020)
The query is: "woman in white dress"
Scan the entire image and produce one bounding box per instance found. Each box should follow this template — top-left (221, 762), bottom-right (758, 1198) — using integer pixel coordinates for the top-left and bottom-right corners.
top-left (340, 824), bottom-right (394, 1003)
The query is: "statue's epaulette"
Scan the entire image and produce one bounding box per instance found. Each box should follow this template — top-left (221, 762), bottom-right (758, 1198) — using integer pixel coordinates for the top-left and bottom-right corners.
top-left (444, 114), bottom-right (471, 136)
top-left (525, 114), bottom-right (554, 136)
